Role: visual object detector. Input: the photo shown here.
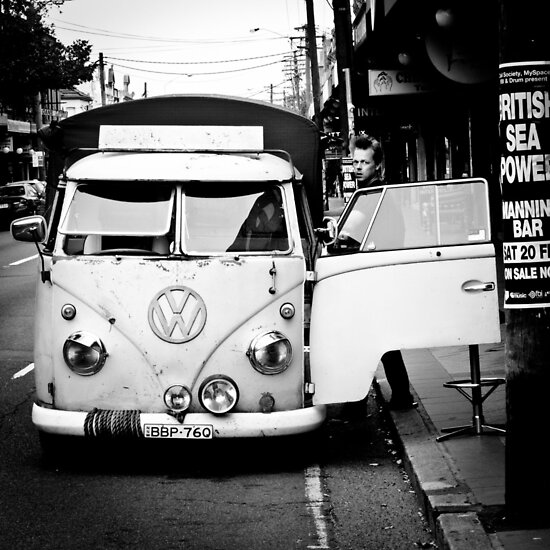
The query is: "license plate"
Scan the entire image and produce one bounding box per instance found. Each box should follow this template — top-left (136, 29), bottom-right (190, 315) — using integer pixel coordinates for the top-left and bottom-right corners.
top-left (143, 424), bottom-right (213, 439)
top-left (0, 204), bottom-right (8, 209)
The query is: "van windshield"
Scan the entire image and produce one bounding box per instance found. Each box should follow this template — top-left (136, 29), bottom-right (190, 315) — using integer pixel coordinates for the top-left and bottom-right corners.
top-left (59, 182), bottom-right (290, 255)
top-left (183, 185), bottom-right (289, 253)
top-left (61, 182), bottom-right (173, 235)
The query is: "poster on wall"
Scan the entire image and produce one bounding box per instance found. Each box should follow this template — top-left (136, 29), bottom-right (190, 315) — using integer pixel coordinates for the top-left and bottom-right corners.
top-left (499, 61), bottom-right (550, 308)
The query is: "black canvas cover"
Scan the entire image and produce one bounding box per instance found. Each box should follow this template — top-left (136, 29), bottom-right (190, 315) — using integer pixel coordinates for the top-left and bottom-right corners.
top-left (40, 95), bottom-right (323, 224)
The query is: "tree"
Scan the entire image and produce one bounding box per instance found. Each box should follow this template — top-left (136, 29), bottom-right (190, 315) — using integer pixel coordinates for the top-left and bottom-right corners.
top-left (0, 0), bottom-right (95, 117)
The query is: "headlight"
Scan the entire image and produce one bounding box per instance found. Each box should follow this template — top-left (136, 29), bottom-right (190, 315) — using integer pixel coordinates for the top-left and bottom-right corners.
top-left (247, 331), bottom-right (293, 375)
top-left (63, 331), bottom-right (108, 376)
top-left (199, 376), bottom-right (239, 415)
top-left (164, 385), bottom-right (192, 412)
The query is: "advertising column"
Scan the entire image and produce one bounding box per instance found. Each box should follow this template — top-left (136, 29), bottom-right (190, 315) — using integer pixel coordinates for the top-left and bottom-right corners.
top-left (499, 61), bottom-right (550, 308)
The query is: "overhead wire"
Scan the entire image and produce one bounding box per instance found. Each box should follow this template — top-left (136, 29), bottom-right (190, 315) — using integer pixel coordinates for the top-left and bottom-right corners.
top-left (51, 15), bottom-right (302, 99)
top-left (103, 52), bottom-right (288, 66)
top-left (108, 59), bottom-right (284, 77)
top-left (52, 19), bottom-right (287, 44)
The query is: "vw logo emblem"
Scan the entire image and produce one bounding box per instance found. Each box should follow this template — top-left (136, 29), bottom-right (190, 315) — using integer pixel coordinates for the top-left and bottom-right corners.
top-left (148, 286), bottom-right (207, 344)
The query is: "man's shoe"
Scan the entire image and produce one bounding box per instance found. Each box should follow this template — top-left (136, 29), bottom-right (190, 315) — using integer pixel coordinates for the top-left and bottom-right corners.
top-left (389, 397), bottom-right (418, 410)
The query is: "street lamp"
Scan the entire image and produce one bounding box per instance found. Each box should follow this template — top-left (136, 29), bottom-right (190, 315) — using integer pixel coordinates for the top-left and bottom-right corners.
top-left (249, 27), bottom-right (296, 108)
top-left (249, 28), bottom-right (288, 38)
top-left (435, 8), bottom-right (455, 28)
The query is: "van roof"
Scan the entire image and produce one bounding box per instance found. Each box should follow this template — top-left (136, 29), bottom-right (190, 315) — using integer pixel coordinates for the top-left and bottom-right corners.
top-left (39, 95), bottom-right (323, 223)
top-left (66, 151), bottom-right (296, 182)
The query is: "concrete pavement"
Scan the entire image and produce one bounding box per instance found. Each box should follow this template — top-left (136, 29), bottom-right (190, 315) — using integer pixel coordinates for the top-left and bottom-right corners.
top-left (375, 333), bottom-right (550, 549)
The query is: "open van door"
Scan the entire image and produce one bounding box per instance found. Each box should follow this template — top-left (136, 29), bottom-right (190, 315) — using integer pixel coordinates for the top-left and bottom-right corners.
top-left (310, 178), bottom-right (501, 405)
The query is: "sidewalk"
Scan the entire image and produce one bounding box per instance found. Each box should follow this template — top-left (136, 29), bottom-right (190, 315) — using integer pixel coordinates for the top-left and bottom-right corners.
top-left (324, 196), bottom-right (550, 548)
top-left (375, 337), bottom-right (550, 549)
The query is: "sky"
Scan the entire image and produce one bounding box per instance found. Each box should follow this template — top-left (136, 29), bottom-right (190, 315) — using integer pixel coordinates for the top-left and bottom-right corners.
top-left (46, 0), bottom-right (335, 104)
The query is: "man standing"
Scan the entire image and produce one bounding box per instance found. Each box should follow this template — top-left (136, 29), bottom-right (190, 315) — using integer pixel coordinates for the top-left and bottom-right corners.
top-left (351, 134), bottom-right (384, 188)
top-left (352, 134), bottom-right (416, 410)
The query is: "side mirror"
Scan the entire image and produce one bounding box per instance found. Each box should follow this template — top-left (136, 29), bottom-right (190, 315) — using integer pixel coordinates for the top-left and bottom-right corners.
top-left (315, 216), bottom-right (338, 245)
top-left (11, 215), bottom-right (47, 244)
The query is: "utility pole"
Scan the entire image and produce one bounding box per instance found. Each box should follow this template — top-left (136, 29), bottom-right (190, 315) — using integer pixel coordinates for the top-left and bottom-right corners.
top-left (305, 0), bottom-right (321, 127)
top-left (33, 92), bottom-right (45, 181)
top-left (292, 50), bottom-right (301, 113)
top-left (499, 0), bottom-right (550, 524)
top-left (98, 52), bottom-right (106, 106)
top-left (332, 0), bottom-right (354, 152)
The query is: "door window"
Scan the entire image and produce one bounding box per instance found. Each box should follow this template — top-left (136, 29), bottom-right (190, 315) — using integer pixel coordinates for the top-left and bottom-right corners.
top-left (332, 179), bottom-right (490, 253)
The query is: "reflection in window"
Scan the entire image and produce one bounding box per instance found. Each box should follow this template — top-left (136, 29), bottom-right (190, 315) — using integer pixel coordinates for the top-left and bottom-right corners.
top-left (370, 182), bottom-right (489, 250)
top-left (61, 183), bottom-right (174, 235)
top-left (184, 185), bottom-right (289, 253)
top-left (334, 180), bottom-right (490, 253)
top-left (60, 183), bottom-right (174, 255)
top-left (334, 191), bottom-right (381, 251)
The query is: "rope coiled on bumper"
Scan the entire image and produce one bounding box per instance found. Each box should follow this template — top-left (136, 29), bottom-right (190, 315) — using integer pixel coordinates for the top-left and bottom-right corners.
top-left (84, 409), bottom-right (143, 439)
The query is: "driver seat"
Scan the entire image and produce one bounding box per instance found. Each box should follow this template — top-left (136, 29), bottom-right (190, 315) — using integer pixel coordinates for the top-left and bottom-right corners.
top-left (83, 235), bottom-right (102, 254)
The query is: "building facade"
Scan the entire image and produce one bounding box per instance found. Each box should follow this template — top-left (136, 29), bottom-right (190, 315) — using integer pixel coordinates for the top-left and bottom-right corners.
top-left (0, 90), bottom-right (66, 184)
top-left (323, 0), bottom-right (501, 231)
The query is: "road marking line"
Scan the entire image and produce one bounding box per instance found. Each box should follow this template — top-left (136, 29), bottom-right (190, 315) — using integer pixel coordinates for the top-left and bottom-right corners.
top-left (305, 465), bottom-right (330, 549)
top-left (12, 363), bottom-right (34, 379)
top-left (9, 254), bottom-right (38, 266)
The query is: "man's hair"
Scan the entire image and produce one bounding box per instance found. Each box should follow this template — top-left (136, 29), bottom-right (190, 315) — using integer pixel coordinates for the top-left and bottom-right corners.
top-left (352, 134), bottom-right (384, 166)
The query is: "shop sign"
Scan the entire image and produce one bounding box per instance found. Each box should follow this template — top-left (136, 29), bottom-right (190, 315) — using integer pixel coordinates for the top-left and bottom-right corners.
top-left (7, 119), bottom-right (31, 134)
top-left (354, 105), bottom-right (382, 120)
top-left (368, 69), bottom-right (435, 96)
top-left (499, 61), bottom-right (550, 308)
top-left (32, 151), bottom-right (45, 167)
top-left (42, 108), bottom-right (67, 121)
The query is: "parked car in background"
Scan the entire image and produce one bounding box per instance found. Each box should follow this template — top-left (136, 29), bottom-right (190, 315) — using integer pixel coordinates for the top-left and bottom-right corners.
top-left (0, 180), bottom-right (46, 225)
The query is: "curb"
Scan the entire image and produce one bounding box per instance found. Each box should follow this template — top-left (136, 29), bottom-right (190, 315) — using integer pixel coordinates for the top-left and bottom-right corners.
top-left (373, 377), bottom-right (496, 550)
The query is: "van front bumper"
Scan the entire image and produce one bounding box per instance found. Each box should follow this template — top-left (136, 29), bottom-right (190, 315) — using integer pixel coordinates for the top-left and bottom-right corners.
top-left (32, 402), bottom-right (327, 439)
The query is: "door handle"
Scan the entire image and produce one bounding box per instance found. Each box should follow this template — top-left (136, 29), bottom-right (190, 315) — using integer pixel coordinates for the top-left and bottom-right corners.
top-left (462, 280), bottom-right (496, 292)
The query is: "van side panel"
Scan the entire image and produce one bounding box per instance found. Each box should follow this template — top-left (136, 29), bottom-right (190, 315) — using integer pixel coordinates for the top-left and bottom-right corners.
top-left (34, 254), bottom-right (54, 405)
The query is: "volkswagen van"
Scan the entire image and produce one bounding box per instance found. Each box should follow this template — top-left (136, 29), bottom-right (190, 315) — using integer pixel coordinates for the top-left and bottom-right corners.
top-left (11, 96), bottom-right (501, 452)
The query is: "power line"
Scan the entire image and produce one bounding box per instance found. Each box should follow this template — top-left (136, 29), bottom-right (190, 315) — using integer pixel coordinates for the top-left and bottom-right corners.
top-left (103, 52), bottom-right (288, 66)
top-left (248, 78), bottom-right (293, 96)
top-left (53, 19), bottom-right (287, 45)
top-left (109, 59), bottom-right (283, 77)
